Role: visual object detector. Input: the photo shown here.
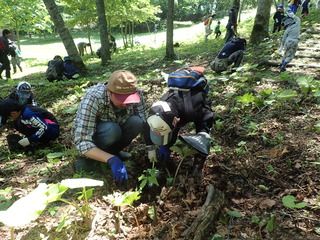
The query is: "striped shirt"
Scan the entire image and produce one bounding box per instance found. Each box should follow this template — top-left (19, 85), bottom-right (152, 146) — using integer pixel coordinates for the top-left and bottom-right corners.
top-left (73, 83), bottom-right (147, 154)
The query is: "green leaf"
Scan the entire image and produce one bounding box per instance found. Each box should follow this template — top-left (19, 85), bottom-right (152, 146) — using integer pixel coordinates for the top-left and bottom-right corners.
top-left (226, 210), bottom-right (242, 218)
top-left (251, 215), bottom-right (260, 223)
top-left (296, 76), bottom-right (312, 94)
top-left (60, 178), bottom-right (103, 189)
top-left (170, 145), bottom-right (183, 155)
top-left (46, 152), bottom-right (66, 160)
top-left (282, 195), bottom-right (307, 208)
top-left (85, 188), bottom-right (93, 199)
top-left (45, 183), bottom-right (68, 203)
top-left (0, 184), bottom-right (49, 227)
top-left (120, 191), bottom-right (141, 206)
top-left (265, 214), bottom-right (275, 232)
top-left (277, 90), bottom-right (298, 99)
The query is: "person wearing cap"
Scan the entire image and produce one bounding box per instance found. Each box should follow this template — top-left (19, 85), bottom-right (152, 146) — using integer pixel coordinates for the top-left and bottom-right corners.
top-left (210, 37), bottom-right (247, 73)
top-left (278, 10), bottom-right (301, 72)
top-left (273, 5), bottom-right (285, 33)
top-left (8, 82), bottom-right (37, 106)
top-left (225, 6), bottom-right (239, 43)
top-left (63, 56), bottom-right (80, 79)
top-left (0, 99), bottom-right (59, 150)
top-left (145, 67), bottom-right (214, 169)
top-left (204, 14), bottom-right (216, 41)
top-left (73, 70), bottom-right (147, 182)
top-left (0, 29), bottom-right (12, 80)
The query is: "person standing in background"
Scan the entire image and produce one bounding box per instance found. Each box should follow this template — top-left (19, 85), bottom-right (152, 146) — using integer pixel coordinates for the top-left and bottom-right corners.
top-left (273, 5), bottom-right (285, 33)
top-left (225, 6), bottom-right (239, 43)
top-left (204, 14), bottom-right (216, 41)
top-left (0, 29), bottom-right (12, 80)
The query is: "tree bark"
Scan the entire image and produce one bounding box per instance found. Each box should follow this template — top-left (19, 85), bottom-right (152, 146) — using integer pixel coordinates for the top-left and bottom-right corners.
top-left (42, 0), bottom-right (86, 74)
top-left (250, 0), bottom-right (273, 44)
top-left (96, 0), bottom-right (110, 65)
top-left (165, 0), bottom-right (176, 60)
top-left (181, 184), bottom-right (225, 240)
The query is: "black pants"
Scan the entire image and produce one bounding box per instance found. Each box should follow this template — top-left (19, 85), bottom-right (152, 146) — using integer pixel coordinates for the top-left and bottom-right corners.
top-left (0, 53), bottom-right (11, 79)
top-left (273, 23), bottom-right (281, 33)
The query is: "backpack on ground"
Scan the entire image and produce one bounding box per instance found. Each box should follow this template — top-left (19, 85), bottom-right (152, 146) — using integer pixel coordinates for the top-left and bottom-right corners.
top-left (46, 61), bottom-right (59, 81)
top-left (204, 18), bottom-right (210, 26)
top-left (167, 67), bottom-right (209, 94)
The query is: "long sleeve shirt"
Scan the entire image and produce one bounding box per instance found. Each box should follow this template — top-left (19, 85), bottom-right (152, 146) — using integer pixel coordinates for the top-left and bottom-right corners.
top-left (282, 16), bottom-right (301, 46)
top-left (16, 106), bottom-right (59, 142)
top-left (73, 83), bottom-right (147, 154)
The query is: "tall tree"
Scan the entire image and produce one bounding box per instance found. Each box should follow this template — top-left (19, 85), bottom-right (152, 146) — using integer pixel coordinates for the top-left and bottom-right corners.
top-left (42, 0), bottom-right (86, 74)
top-left (0, 0), bottom-right (52, 50)
top-left (249, 0), bottom-right (272, 44)
top-left (96, 0), bottom-right (111, 65)
top-left (165, 0), bottom-right (176, 59)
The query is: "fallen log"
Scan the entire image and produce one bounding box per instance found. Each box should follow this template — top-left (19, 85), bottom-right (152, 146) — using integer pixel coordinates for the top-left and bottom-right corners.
top-left (305, 30), bottom-right (320, 34)
top-left (298, 47), bottom-right (320, 51)
top-left (295, 54), bottom-right (320, 59)
top-left (181, 184), bottom-right (225, 240)
top-left (266, 61), bottom-right (320, 68)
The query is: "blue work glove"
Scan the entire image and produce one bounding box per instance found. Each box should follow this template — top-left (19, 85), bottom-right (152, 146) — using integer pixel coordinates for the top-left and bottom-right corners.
top-left (108, 156), bottom-right (128, 182)
top-left (159, 146), bottom-right (170, 162)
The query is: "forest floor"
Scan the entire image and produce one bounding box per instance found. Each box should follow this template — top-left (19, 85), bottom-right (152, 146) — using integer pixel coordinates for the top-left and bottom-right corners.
top-left (0, 8), bottom-right (320, 240)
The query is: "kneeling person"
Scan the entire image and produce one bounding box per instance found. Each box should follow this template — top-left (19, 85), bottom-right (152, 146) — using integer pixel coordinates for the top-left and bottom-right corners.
top-left (0, 99), bottom-right (60, 150)
top-left (210, 38), bottom-right (246, 73)
top-left (145, 67), bottom-right (214, 169)
top-left (73, 70), bottom-right (148, 182)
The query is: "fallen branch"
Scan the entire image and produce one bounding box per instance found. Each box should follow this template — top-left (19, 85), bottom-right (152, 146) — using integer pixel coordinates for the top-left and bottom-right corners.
top-left (181, 184), bottom-right (225, 240)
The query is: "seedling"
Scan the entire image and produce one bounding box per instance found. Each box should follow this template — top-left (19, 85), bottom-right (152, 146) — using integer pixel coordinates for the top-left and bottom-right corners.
top-left (170, 144), bottom-right (198, 186)
top-left (105, 190), bottom-right (141, 233)
top-left (138, 168), bottom-right (159, 189)
top-left (234, 141), bottom-right (248, 154)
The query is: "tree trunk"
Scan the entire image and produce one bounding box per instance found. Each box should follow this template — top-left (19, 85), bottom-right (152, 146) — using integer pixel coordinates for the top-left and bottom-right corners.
top-left (249, 0), bottom-right (272, 44)
top-left (96, 0), bottom-right (110, 65)
top-left (42, 0), bottom-right (86, 74)
top-left (165, 0), bottom-right (176, 60)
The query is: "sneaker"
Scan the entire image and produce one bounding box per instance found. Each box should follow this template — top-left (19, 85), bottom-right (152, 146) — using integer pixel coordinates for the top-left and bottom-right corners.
top-left (117, 151), bottom-right (132, 159)
top-left (75, 156), bottom-right (98, 173)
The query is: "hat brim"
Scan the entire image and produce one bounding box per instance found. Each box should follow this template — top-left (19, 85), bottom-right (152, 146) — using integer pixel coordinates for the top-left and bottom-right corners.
top-left (150, 129), bottom-right (173, 146)
top-left (113, 91), bottom-right (140, 104)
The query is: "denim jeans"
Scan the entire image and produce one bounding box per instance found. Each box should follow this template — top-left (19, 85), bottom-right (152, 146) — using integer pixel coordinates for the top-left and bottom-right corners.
top-left (92, 115), bottom-right (143, 154)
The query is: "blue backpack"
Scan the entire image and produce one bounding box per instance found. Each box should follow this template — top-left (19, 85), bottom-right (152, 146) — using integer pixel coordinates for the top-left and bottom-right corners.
top-left (167, 67), bottom-right (209, 94)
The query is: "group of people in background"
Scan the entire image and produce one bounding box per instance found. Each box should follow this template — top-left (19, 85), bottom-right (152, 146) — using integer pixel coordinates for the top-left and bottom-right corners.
top-left (46, 55), bottom-right (79, 82)
top-left (207, 1), bottom-right (309, 74)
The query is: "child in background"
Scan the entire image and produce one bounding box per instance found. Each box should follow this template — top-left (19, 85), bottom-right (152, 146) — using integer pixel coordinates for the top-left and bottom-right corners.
top-left (0, 99), bottom-right (59, 151)
top-left (9, 43), bottom-right (23, 73)
top-left (8, 82), bottom-right (37, 106)
top-left (273, 5), bottom-right (285, 33)
top-left (215, 21), bottom-right (221, 38)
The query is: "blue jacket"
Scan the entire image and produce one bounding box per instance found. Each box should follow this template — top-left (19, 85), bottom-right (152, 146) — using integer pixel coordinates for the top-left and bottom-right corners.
top-left (15, 105), bottom-right (59, 143)
top-left (218, 38), bottom-right (246, 59)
